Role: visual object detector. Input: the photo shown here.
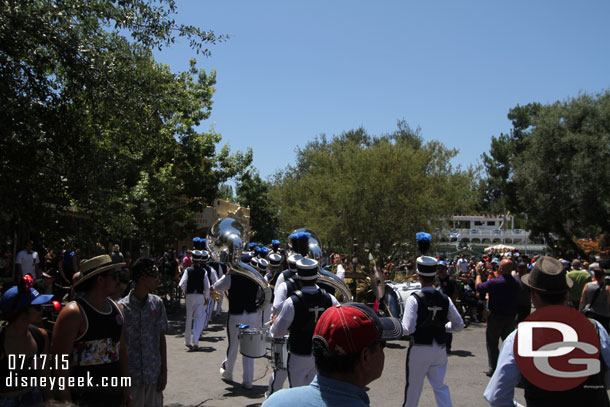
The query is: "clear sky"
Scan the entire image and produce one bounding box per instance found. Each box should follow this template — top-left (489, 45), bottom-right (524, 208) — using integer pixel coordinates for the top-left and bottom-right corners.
top-left (154, 1), bottom-right (610, 180)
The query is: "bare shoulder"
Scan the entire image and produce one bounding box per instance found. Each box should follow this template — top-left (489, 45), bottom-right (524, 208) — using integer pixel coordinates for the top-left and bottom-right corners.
top-left (54, 301), bottom-right (85, 331)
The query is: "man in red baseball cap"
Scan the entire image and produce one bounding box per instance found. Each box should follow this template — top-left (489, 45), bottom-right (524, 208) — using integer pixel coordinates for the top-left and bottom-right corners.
top-left (263, 302), bottom-right (402, 407)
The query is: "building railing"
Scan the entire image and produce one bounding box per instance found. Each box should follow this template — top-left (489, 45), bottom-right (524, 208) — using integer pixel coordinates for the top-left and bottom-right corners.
top-left (445, 228), bottom-right (531, 240)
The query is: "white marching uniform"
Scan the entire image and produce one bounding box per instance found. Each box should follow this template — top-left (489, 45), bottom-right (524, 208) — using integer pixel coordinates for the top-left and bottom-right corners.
top-left (401, 286), bottom-right (464, 407)
top-left (271, 276), bottom-right (297, 317)
top-left (214, 273), bottom-right (261, 385)
top-left (270, 285), bottom-right (339, 388)
top-left (203, 264), bottom-right (218, 329)
top-left (179, 265), bottom-right (210, 348)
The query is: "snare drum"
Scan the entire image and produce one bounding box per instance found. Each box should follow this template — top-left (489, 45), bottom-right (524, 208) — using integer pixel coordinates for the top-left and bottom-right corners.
top-left (270, 336), bottom-right (289, 370)
top-left (238, 326), bottom-right (268, 358)
top-left (382, 281), bottom-right (422, 319)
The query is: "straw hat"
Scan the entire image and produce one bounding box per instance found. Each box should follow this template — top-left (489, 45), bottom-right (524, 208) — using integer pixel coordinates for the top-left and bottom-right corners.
top-left (74, 255), bottom-right (125, 287)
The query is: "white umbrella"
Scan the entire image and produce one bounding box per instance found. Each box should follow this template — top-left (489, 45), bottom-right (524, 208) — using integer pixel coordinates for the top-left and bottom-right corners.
top-left (484, 244), bottom-right (516, 253)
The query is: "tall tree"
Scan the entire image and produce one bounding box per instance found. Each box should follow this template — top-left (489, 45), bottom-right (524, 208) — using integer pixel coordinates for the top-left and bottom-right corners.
top-left (478, 103), bottom-right (541, 214)
top-left (0, 0), bottom-right (249, 251)
top-left (270, 123), bottom-right (478, 263)
top-left (236, 170), bottom-right (280, 244)
top-left (512, 91), bottom-right (610, 257)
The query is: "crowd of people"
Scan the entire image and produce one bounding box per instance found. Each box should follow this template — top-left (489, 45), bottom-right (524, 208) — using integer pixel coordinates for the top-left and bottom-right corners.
top-left (1, 234), bottom-right (610, 406)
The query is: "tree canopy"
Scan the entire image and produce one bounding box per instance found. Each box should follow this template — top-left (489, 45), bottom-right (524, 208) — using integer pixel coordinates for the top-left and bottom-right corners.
top-left (236, 170), bottom-right (280, 244)
top-left (0, 0), bottom-right (249, 252)
top-left (480, 91), bottom-right (610, 257)
top-left (269, 121), bottom-right (478, 263)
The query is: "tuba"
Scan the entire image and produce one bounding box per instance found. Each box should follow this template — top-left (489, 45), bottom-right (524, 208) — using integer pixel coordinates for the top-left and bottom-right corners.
top-left (290, 228), bottom-right (353, 302)
top-left (208, 217), bottom-right (272, 311)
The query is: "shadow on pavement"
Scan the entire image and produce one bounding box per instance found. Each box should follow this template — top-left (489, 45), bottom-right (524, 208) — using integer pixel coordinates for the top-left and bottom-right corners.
top-left (199, 335), bottom-right (224, 343)
top-left (187, 346), bottom-right (216, 353)
top-left (449, 349), bottom-right (474, 357)
top-left (223, 383), bottom-right (267, 399)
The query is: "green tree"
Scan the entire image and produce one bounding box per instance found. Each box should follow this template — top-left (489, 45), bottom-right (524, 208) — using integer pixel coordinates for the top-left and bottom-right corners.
top-left (236, 170), bottom-right (280, 244)
top-left (0, 0), bottom-right (248, 252)
top-left (512, 91), bottom-right (610, 257)
top-left (270, 122), bottom-right (478, 263)
top-left (478, 103), bottom-right (541, 214)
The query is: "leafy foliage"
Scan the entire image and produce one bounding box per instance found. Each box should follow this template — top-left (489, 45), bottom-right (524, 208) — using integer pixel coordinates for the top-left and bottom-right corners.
top-left (480, 91), bottom-right (610, 256)
top-left (270, 121), bottom-right (478, 262)
top-left (0, 0), bottom-right (247, 252)
top-left (236, 170), bottom-right (280, 244)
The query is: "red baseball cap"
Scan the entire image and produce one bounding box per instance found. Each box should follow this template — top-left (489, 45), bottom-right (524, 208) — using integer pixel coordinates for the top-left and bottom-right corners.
top-left (313, 303), bottom-right (402, 356)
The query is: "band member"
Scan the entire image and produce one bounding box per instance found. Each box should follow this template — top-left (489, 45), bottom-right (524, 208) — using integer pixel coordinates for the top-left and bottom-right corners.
top-left (209, 262), bottom-right (227, 317)
top-left (178, 250), bottom-right (210, 350)
top-left (213, 254), bottom-right (261, 390)
top-left (265, 254), bottom-right (284, 300)
top-left (269, 258), bottom-right (339, 390)
top-left (272, 233), bottom-right (311, 316)
top-left (401, 255), bottom-right (464, 407)
top-left (202, 250), bottom-right (218, 330)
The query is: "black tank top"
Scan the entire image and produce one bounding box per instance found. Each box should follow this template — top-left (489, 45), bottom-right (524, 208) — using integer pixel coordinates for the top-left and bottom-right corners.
top-left (71, 297), bottom-right (123, 381)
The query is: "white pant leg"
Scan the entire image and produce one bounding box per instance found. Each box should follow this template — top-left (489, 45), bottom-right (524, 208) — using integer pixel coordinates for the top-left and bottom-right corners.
top-left (262, 303), bottom-right (272, 327)
top-left (403, 344), bottom-right (433, 407)
top-left (221, 313), bottom-right (241, 376)
top-left (221, 311), bottom-right (260, 383)
top-left (240, 312), bottom-right (260, 384)
top-left (190, 294), bottom-right (206, 346)
top-left (203, 299), bottom-right (212, 329)
top-left (287, 353), bottom-right (317, 388)
top-left (427, 345), bottom-right (452, 407)
top-left (185, 294), bottom-right (203, 345)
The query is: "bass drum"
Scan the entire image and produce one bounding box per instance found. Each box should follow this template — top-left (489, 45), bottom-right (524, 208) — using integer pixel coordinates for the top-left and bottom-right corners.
top-left (382, 281), bottom-right (422, 319)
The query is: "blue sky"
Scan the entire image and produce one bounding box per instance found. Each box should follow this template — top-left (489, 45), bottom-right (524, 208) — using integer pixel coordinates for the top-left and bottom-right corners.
top-left (154, 1), bottom-right (610, 180)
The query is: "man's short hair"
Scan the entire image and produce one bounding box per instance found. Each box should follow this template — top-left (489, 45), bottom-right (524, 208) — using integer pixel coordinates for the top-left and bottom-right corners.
top-left (535, 290), bottom-right (567, 305)
top-left (312, 338), bottom-right (379, 375)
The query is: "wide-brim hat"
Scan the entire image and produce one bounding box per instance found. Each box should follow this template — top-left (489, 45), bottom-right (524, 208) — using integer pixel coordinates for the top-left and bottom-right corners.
top-left (74, 255), bottom-right (125, 287)
top-left (521, 256), bottom-right (573, 294)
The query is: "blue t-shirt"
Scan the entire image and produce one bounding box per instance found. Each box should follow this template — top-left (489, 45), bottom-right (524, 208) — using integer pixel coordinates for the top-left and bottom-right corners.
top-left (263, 375), bottom-right (370, 407)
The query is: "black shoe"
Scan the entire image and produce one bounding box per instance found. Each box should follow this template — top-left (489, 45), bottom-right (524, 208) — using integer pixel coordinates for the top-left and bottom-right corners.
top-left (485, 370), bottom-right (494, 377)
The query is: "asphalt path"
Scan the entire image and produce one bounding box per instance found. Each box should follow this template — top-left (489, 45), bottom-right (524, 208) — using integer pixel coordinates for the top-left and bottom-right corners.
top-left (162, 300), bottom-right (527, 407)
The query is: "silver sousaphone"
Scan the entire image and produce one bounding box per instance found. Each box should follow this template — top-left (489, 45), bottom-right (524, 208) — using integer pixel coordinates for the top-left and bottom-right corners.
top-left (290, 228), bottom-right (353, 302)
top-left (207, 217), bottom-right (272, 311)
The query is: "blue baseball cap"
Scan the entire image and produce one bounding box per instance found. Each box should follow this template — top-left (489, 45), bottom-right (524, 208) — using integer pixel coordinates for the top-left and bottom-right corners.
top-left (0, 286), bottom-right (53, 313)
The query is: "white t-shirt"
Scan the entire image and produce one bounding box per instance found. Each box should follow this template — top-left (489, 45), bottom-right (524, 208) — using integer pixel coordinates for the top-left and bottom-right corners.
top-left (336, 264), bottom-right (346, 281)
top-left (16, 250), bottom-right (39, 277)
top-left (457, 258), bottom-right (469, 274)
